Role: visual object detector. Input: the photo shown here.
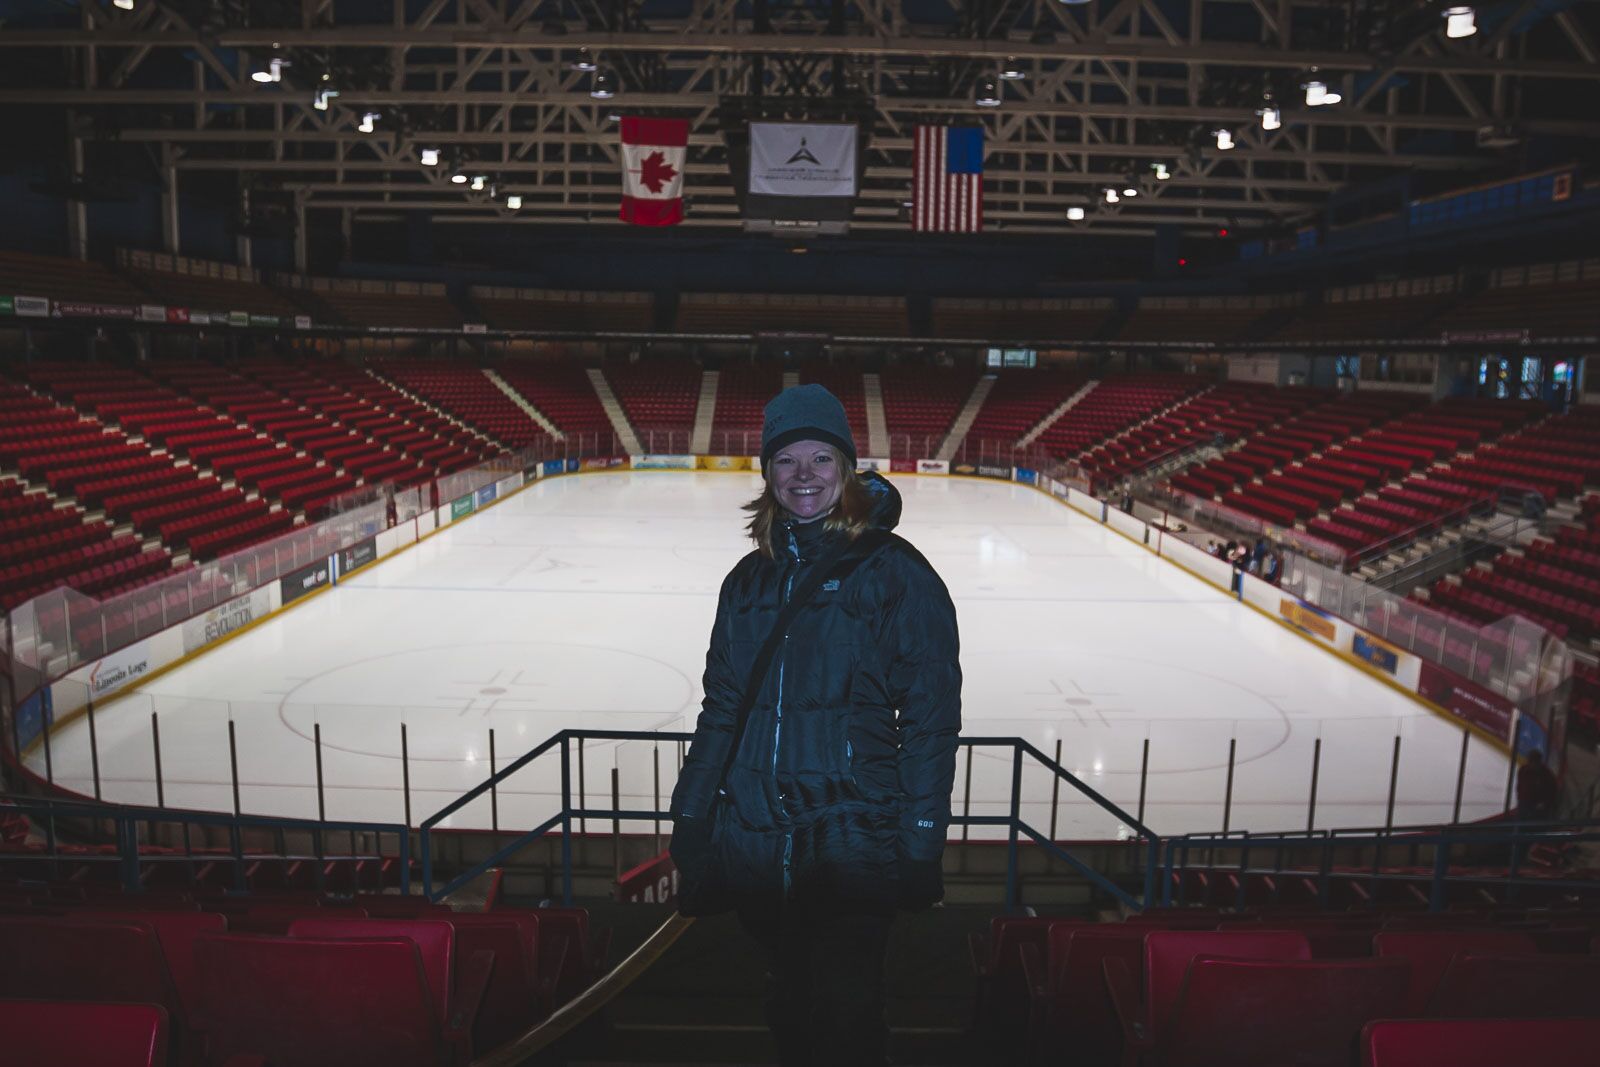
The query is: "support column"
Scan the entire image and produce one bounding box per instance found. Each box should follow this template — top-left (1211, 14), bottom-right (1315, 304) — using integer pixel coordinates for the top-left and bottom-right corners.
top-left (161, 148), bottom-right (181, 255)
top-left (293, 193), bottom-right (309, 274)
top-left (65, 119), bottom-right (89, 260)
top-left (235, 184), bottom-right (253, 269)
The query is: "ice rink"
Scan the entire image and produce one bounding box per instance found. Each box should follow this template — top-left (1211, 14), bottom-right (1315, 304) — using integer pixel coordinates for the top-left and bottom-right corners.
top-left (30, 470), bottom-right (1510, 839)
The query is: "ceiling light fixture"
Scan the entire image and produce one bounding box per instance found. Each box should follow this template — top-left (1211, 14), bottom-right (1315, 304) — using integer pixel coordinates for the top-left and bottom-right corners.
top-left (1259, 106), bottom-right (1281, 131)
top-left (1122, 186), bottom-right (1138, 198)
top-left (252, 57), bottom-right (288, 84)
top-left (470, 175), bottom-right (486, 191)
top-left (1067, 206), bottom-right (1086, 221)
top-left (1000, 57), bottom-right (1025, 80)
top-left (358, 112), bottom-right (379, 133)
top-left (313, 88), bottom-right (338, 111)
top-left (975, 77), bottom-right (1002, 108)
top-left (1105, 188), bottom-right (1120, 204)
top-left (1444, 6), bottom-right (1477, 38)
top-left (113, 0), bottom-right (135, 10)
top-left (450, 171), bottom-right (468, 185)
top-left (590, 69), bottom-right (617, 99)
top-left (1303, 80), bottom-right (1341, 106)
top-left (1214, 128), bottom-right (1234, 150)
top-left (1153, 162), bottom-right (1171, 180)
top-left (420, 148), bottom-right (440, 167)
top-left (506, 195), bottom-right (522, 210)
top-left (572, 47), bottom-right (598, 72)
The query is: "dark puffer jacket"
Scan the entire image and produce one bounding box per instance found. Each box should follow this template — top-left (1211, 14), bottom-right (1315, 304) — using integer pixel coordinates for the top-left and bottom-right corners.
top-left (671, 473), bottom-right (962, 910)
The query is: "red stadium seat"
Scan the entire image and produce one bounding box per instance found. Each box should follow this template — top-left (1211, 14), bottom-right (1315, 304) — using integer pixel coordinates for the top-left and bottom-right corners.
top-left (1427, 954), bottom-right (1600, 1018)
top-left (0, 999), bottom-right (169, 1067)
top-left (1373, 930), bottom-right (1539, 1015)
top-left (1154, 956), bottom-right (1409, 1067)
top-left (1361, 1017), bottom-right (1600, 1067)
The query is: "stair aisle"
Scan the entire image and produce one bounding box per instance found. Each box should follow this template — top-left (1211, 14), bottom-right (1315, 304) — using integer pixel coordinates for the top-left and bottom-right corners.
top-left (937, 375), bottom-right (997, 462)
top-left (587, 367), bottom-right (645, 455)
top-left (484, 368), bottom-right (564, 439)
top-left (1019, 379), bottom-right (1099, 448)
top-left (862, 373), bottom-right (892, 459)
top-left (691, 370), bottom-right (720, 454)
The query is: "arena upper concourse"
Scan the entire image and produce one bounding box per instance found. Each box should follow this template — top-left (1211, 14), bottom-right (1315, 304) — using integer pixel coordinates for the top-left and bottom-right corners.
top-left (2, 1), bottom-right (1600, 1065)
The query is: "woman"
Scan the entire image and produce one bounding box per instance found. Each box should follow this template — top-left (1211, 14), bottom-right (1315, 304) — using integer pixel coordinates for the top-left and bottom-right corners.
top-left (670, 383), bottom-right (962, 1067)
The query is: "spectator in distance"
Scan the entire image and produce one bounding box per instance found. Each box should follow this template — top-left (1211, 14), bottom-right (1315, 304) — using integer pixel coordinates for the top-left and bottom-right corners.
top-left (1515, 750), bottom-right (1559, 821)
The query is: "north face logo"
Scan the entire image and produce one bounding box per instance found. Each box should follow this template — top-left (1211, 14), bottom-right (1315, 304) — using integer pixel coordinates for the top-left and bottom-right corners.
top-left (821, 579), bottom-right (841, 592)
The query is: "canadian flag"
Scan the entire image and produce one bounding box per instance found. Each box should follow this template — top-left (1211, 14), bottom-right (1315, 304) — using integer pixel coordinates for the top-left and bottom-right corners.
top-left (620, 117), bottom-right (688, 227)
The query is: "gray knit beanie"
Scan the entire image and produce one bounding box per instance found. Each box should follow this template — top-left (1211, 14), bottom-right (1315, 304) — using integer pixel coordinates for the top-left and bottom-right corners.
top-left (760, 384), bottom-right (857, 474)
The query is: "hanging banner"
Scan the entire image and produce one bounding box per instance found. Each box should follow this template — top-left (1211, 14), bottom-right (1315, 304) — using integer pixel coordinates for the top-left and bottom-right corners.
top-left (14, 295), bottom-right (49, 318)
top-left (294, 315), bottom-right (311, 329)
top-left (463, 323), bottom-right (488, 335)
top-left (54, 301), bottom-right (136, 319)
top-left (166, 307), bottom-right (191, 324)
top-left (138, 304), bottom-right (167, 322)
top-left (748, 123), bottom-right (858, 197)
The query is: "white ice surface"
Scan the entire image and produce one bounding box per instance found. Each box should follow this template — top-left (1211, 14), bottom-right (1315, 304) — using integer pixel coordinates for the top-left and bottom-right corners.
top-left (30, 471), bottom-right (1508, 839)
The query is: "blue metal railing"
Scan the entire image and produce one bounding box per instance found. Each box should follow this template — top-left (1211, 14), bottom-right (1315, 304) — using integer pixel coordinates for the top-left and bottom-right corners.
top-left (418, 729), bottom-right (1162, 910)
top-left (1162, 817), bottom-right (1600, 911)
top-left (0, 793), bottom-right (410, 896)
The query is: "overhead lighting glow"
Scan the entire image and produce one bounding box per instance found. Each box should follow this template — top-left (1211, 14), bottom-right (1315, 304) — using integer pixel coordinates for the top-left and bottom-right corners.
top-left (1105, 188), bottom-right (1119, 204)
top-left (450, 172), bottom-right (468, 185)
top-left (506, 195), bottom-right (522, 210)
top-left (313, 88), bottom-right (338, 111)
top-left (975, 77), bottom-right (1002, 108)
top-left (1122, 187), bottom-right (1138, 198)
top-left (1000, 57), bottom-right (1025, 81)
top-left (1153, 162), bottom-right (1171, 180)
top-left (1444, 6), bottom-right (1477, 38)
top-left (590, 69), bottom-right (617, 100)
top-left (1214, 128), bottom-right (1234, 150)
top-left (470, 175), bottom-right (486, 191)
top-left (358, 112), bottom-right (378, 133)
top-left (1067, 206), bottom-right (1086, 221)
top-left (113, 0), bottom-right (134, 9)
top-left (420, 148), bottom-right (440, 167)
top-left (572, 47), bottom-right (598, 72)
top-left (1259, 106), bottom-right (1281, 131)
top-left (252, 58), bottom-right (287, 84)
top-left (1304, 80), bottom-right (1340, 106)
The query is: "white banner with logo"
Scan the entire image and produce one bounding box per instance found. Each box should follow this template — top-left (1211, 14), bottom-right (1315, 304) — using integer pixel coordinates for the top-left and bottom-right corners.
top-left (916, 459), bottom-right (950, 475)
top-left (749, 123), bottom-right (858, 197)
top-left (182, 588), bottom-right (272, 654)
top-left (87, 639), bottom-right (155, 700)
top-left (14, 295), bottom-right (49, 318)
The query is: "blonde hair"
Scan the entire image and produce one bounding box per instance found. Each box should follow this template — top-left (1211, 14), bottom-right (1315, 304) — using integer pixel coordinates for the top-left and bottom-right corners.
top-left (744, 446), bottom-right (874, 559)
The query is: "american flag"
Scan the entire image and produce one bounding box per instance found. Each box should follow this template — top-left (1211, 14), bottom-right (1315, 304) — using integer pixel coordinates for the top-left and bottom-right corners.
top-left (912, 125), bottom-right (984, 233)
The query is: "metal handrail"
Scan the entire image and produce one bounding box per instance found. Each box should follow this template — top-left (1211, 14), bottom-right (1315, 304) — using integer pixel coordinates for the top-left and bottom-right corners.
top-left (418, 729), bottom-right (1163, 912)
top-left (0, 791), bottom-right (410, 895)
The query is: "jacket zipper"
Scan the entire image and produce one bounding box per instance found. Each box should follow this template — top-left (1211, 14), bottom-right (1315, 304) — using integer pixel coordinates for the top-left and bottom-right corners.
top-left (776, 528), bottom-right (799, 898)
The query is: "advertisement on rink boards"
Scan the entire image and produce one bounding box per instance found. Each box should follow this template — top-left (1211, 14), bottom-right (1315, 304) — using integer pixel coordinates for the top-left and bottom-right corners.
top-left (87, 639), bottom-right (154, 700)
top-left (1416, 661), bottom-right (1516, 740)
top-left (543, 459), bottom-right (565, 477)
top-left (952, 463), bottom-right (1015, 481)
top-left (182, 588), bottom-right (272, 654)
top-left (916, 460), bottom-right (950, 475)
top-left (337, 536), bottom-right (378, 577)
top-left (581, 456), bottom-right (628, 471)
top-left (474, 483), bottom-right (498, 508)
top-left (280, 557), bottom-right (332, 606)
top-left (631, 454), bottom-right (696, 471)
top-left (696, 456), bottom-right (752, 472)
top-left (1279, 598), bottom-right (1338, 643)
top-left (856, 457), bottom-right (890, 473)
top-left (451, 495), bottom-right (476, 521)
top-left (1014, 468), bottom-right (1038, 485)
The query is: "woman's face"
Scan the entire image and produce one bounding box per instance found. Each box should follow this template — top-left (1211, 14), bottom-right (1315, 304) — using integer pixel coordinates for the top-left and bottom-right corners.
top-left (770, 440), bottom-right (844, 523)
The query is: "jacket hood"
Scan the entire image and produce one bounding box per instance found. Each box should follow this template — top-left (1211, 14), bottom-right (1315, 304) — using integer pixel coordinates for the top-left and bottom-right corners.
top-left (859, 470), bottom-right (902, 532)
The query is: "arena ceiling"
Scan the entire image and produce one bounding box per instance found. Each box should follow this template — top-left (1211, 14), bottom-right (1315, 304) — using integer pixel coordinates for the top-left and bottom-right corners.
top-left (2, 0), bottom-right (1599, 240)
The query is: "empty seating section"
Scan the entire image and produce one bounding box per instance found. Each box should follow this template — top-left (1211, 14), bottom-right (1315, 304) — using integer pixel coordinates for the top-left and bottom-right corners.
top-left (1435, 261), bottom-right (1600, 339)
top-left (472, 287), bottom-right (654, 332)
top-left (0, 879), bottom-right (601, 1067)
top-left (962, 370), bottom-right (1091, 449)
top-left (374, 359), bottom-right (546, 448)
top-left (709, 363), bottom-right (783, 455)
top-left (1116, 298), bottom-right (1278, 343)
top-left (120, 249), bottom-right (303, 318)
top-left (494, 361), bottom-right (613, 440)
top-left (1269, 277), bottom-right (1456, 342)
top-left (879, 366), bottom-right (980, 459)
top-left (676, 293), bottom-right (907, 335)
top-left (0, 249), bottom-right (147, 305)
top-left (604, 361), bottom-right (701, 444)
top-left (1033, 375), bottom-right (1203, 463)
top-left (930, 297), bottom-right (1112, 340)
top-left (0, 380), bottom-right (178, 607)
top-left (1416, 408), bottom-right (1600, 652)
top-left (978, 905), bottom-right (1600, 1067)
top-left (797, 362), bottom-right (869, 447)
